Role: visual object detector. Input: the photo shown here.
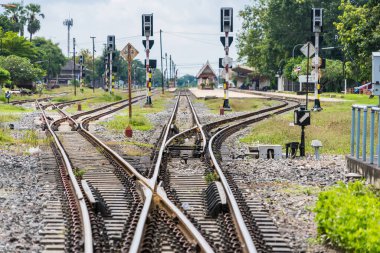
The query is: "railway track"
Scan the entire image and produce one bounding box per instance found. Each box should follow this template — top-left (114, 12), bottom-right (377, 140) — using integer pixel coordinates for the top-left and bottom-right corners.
top-left (36, 90), bottom-right (300, 252)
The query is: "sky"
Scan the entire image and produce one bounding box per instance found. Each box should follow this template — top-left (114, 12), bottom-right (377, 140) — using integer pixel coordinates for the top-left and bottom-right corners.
top-left (1, 0), bottom-right (252, 76)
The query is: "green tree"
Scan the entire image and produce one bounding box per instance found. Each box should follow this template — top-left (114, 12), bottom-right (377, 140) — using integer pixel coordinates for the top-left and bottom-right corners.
top-left (0, 67), bottom-right (11, 87)
top-left (177, 74), bottom-right (197, 87)
top-left (0, 30), bottom-right (38, 60)
top-left (0, 55), bottom-right (45, 87)
top-left (26, 3), bottom-right (44, 41)
top-left (334, 1), bottom-right (380, 82)
top-left (0, 14), bottom-right (18, 33)
top-left (32, 37), bottom-right (66, 82)
top-left (152, 68), bottom-right (162, 86)
top-left (4, 2), bottom-right (27, 36)
top-left (237, 0), bottom-right (342, 84)
top-left (283, 57), bottom-right (303, 82)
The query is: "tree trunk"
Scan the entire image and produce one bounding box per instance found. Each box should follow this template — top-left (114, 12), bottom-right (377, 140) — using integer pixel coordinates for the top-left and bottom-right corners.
top-left (29, 33), bottom-right (32, 42)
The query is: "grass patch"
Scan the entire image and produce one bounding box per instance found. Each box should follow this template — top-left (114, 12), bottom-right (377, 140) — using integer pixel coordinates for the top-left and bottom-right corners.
top-left (0, 128), bottom-right (13, 143)
top-left (314, 181), bottom-right (380, 252)
top-left (124, 145), bottom-right (149, 156)
top-left (21, 130), bottom-right (39, 146)
top-left (281, 183), bottom-right (321, 196)
top-left (198, 97), bottom-right (281, 114)
top-left (204, 171), bottom-right (219, 184)
top-left (125, 140), bottom-right (154, 148)
top-left (65, 102), bottom-right (90, 113)
top-left (0, 104), bottom-right (30, 112)
top-left (0, 104), bottom-right (32, 123)
top-left (239, 93), bottom-right (378, 155)
top-left (104, 93), bottom-right (174, 131)
top-left (0, 114), bottom-right (20, 123)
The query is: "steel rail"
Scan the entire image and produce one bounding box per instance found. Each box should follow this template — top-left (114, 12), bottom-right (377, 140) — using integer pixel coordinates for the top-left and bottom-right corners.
top-left (148, 93), bottom-right (181, 189)
top-left (36, 101), bottom-right (93, 253)
top-left (208, 132), bottom-right (257, 253)
top-left (157, 186), bottom-right (215, 253)
top-left (53, 93), bottom-right (213, 252)
top-left (207, 100), bottom-right (300, 253)
top-left (140, 92), bottom-right (215, 252)
top-left (186, 95), bottom-right (207, 152)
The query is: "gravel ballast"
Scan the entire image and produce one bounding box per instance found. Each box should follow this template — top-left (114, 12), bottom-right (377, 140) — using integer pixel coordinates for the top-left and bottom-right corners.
top-left (222, 127), bottom-right (346, 252)
top-left (0, 151), bottom-right (47, 252)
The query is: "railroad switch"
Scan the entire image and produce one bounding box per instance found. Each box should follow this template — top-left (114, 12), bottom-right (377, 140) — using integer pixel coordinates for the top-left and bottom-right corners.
top-left (205, 181), bottom-right (227, 218)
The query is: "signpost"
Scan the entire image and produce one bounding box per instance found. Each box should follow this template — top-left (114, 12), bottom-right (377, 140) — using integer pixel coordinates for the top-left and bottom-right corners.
top-left (121, 43), bottom-right (139, 119)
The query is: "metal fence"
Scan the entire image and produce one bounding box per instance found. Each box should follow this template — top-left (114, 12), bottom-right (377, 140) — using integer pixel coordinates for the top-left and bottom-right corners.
top-left (351, 105), bottom-right (380, 166)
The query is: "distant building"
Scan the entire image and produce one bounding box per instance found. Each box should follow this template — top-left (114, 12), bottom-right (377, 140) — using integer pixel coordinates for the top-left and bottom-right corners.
top-left (232, 65), bottom-right (270, 90)
top-left (57, 60), bottom-right (81, 85)
top-left (196, 61), bottom-right (217, 89)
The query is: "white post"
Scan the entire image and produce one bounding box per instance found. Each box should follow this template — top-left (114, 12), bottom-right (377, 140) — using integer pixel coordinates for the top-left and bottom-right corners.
top-left (145, 35), bottom-right (151, 105)
top-left (109, 51), bottom-right (113, 94)
top-left (314, 32), bottom-right (319, 104)
top-left (224, 32), bottom-right (230, 108)
top-left (345, 78), bottom-right (347, 94)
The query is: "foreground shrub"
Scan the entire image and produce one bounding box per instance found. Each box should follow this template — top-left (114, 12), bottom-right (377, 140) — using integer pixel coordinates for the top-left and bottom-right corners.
top-left (314, 181), bottom-right (380, 252)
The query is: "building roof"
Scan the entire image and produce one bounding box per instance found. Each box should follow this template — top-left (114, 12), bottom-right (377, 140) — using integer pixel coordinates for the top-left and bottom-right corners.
top-left (61, 59), bottom-right (81, 71)
top-left (196, 61), bottom-right (217, 79)
top-left (232, 65), bottom-right (254, 75)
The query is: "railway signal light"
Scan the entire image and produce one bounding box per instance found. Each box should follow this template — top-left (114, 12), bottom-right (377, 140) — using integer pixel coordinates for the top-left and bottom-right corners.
top-left (79, 55), bottom-right (84, 64)
top-left (221, 7), bottom-right (233, 33)
top-left (142, 14), bottom-right (153, 37)
top-left (312, 8), bottom-right (323, 33)
top-left (81, 65), bottom-right (86, 78)
top-left (107, 35), bottom-right (115, 51)
top-left (145, 59), bottom-right (157, 69)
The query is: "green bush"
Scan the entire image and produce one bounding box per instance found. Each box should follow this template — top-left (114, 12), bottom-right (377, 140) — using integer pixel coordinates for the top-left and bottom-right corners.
top-left (314, 181), bottom-right (380, 252)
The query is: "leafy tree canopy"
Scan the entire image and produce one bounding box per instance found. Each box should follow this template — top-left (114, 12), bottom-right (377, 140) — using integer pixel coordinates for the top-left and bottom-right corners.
top-left (0, 55), bottom-right (45, 87)
top-left (32, 37), bottom-right (66, 78)
top-left (0, 29), bottom-right (38, 61)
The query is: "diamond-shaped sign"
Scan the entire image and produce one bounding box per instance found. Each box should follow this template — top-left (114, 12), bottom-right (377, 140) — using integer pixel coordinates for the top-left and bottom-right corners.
top-left (121, 43), bottom-right (139, 61)
top-left (300, 42), bottom-right (315, 58)
top-left (222, 56), bottom-right (233, 68)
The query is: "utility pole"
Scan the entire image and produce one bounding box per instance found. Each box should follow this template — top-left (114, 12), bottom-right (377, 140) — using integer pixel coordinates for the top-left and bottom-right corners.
top-left (73, 38), bottom-right (76, 96)
top-left (90, 36), bottom-right (96, 93)
top-left (169, 55), bottom-right (172, 86)
top-left (160, 29), bottom-right (164, 94)
top-left (63, 18), bottom-right (73, 58)
top-left (165, 53), bottom-right (168, 87)
top-left (142, 14), bottom-right (154, 105)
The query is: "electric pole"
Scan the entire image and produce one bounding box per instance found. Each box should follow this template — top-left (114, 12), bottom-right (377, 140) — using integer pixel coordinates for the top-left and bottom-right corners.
top-left (160, 29), bottom-right (164, 94)
top-left (169, 54), bottom-right (172, 86)
top-left (73, 38), bottom-right (76, 96)
top-left (165, 53), bottom-right (168, 87)
top-left (90, 36), bottom-right (96, 93)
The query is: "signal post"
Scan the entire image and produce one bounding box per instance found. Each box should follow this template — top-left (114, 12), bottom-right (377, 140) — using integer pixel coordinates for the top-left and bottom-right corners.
top-left (312, 8), bottom-right (323, 110)
top-left (107, 35), bottom-right (115, 94)
top-left (142, 14), bottom-right (154, 106)
top-left (220, 7), bottom-right (233, 110)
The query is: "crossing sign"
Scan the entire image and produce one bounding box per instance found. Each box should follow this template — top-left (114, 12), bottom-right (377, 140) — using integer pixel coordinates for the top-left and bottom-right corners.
top-left (300, 42), bottom-right (315, 58)
top-left (121, 43), bottom-right (139, 61)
